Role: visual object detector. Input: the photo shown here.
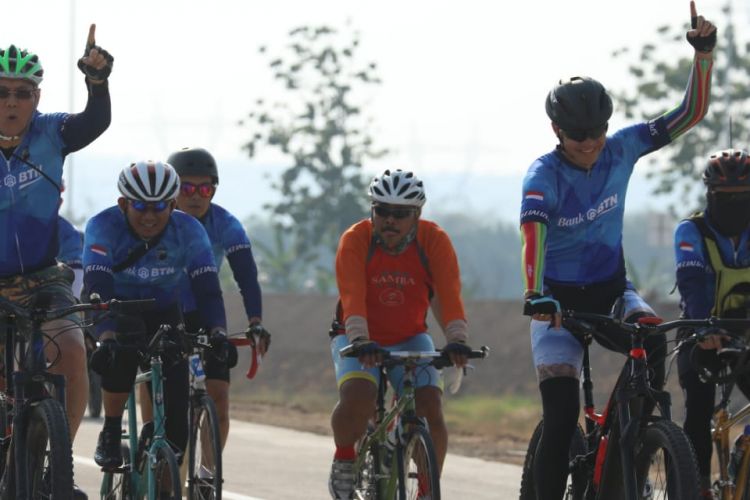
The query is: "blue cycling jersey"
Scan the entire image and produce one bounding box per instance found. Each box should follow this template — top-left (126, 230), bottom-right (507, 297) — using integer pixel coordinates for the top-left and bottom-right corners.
top-left (180, 203), bottom-right (262, 320)
top-left (57, 216), bottom-right (83, 269)
top-left (674, 213), bottom-right (750, 319)
top-left (83, 206), bottom-right (227, 336)
top-left (0, 84), bottom-right (110, 278)
top-left (520, 120), bottom-right (670, 286)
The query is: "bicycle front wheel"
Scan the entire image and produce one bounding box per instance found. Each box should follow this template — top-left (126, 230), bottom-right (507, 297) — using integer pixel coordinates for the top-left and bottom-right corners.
top-left (149, 445), bottom-right (182, 500)
top-left (26, 398), bottom-right (74, 499)
top-left (354, 431), bottom-right (383, 500)
top-left (100, 444), bottom-right (132, 500)
top-left (396, 426), bottom-right (440, 500)
top-left (633, 419), bottom-right (700, 500)
top-left (188, 394), bottom-right (222, 500)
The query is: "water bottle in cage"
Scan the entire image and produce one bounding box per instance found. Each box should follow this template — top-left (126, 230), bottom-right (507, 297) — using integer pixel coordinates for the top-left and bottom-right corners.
top-left (189, 353), bottom-right (206, 382)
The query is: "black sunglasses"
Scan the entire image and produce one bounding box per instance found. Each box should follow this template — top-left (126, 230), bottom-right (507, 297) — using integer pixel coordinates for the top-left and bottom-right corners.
top-left (372, 205), bottom-right (416, 219)
top-left (563, 122), bottom-right (608, 142)
top-left (0, 87), bottom-right (35, 100)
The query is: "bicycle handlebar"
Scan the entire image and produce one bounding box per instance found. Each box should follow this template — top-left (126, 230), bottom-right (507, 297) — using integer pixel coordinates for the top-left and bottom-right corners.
top-left (339, 343), bottom-right (490, 369)
top-left (0, 295), bottom-right (156, 323)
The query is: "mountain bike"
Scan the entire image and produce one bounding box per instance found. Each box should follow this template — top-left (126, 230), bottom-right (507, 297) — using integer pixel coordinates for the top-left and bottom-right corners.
top-left (99, 324), bottom-right (186, 500)
top-left (0, 295), bottom-right (151, 500)
top-left (681, 321), bottom-right (750, 499)
top-left (519, 309), bottom-right (715, 500)
top-left (341, 343), bottom-right (489, 500)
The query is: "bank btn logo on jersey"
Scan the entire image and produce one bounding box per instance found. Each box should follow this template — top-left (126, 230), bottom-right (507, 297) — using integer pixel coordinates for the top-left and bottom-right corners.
top-left (524, 191), bottom-right (544, 202)
top-left (679, 241), bottom-right (694, 252)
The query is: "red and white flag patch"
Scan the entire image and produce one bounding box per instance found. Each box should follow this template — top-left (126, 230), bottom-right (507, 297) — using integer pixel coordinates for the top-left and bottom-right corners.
top-left (525, 191), bottom-right (544, 201)
top-left (678, 242), bottom-right (694, 252)
top-left (90, 244), bottom-right (108, 256)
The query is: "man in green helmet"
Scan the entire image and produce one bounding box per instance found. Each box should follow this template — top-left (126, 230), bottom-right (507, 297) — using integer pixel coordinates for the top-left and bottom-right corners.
top-left (0, 24), bottom-right (113, 500)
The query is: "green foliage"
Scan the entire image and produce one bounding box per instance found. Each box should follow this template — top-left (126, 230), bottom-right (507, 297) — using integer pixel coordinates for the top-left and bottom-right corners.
top-left (240, 24), bottom-right (387, 292)
top-left (611, 4), bottom-right (750, 207)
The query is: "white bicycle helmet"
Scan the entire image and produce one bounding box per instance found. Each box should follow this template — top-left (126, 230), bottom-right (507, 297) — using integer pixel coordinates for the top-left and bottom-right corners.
top-left (369, 169), bottom-right (426, 207)
top-left (117, 161), bottom-right (180, 202)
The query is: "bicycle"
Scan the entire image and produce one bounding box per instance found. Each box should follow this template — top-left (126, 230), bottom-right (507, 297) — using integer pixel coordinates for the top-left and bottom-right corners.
top-left (99, 323), bottom-right (187, 500)
top-left (0, 295), bottom-right (151, 500)
top-left (340, 342), bottom-right (489, 500)
top-left (84, 330), bottom-right (103, 419)
top-left (519, 308), bottom-right (716, 500)
top-left (184, 326), bottom-right (265, 500)
top-left (680, 321), bottom-right (750, 499)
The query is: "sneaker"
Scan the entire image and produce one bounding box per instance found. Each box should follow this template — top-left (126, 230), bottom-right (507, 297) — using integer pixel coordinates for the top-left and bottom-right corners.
top-left (73, 483), bottom-right (88, 500)
top-left (328, 459), bottom-right (355, 499)
top-left (94, 427), bottom-right (122, 468)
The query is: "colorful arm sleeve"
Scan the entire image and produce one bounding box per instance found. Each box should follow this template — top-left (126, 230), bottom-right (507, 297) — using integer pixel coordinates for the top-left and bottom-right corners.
top-left (520, 221), bottom-right (546, 296)
top-left (660, 56), bottom-right (713, 141)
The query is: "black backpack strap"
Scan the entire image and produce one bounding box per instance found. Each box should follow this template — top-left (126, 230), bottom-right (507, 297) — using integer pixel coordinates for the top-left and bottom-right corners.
top-left (112, 231), bottom-right (165, 273)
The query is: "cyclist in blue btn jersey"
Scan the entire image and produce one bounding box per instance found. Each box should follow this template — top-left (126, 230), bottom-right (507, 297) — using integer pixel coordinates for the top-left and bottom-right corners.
top-left (519, 2), bottom-right (715, 498)
top-left (675, 149), bottom-right (750, 498)
top-left (0, 24), bottom-right (113, 500)
top-left (166, 146), bottom-right (270, 450)
top-left (83, 161), bottom-right (227, 476)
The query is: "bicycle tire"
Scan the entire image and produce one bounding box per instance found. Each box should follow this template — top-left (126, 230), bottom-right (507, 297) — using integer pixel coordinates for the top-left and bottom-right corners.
top-left (88, 368), bottom-right (103, 419)
top-left (518, 419), bottom-right (588, 500)
top-left (353, 431), bottom-right (383, 500)
top-left (396, 425), bottom-right (440, 500)
top-left (148, 445), bottom-right (182, 500)
top-left (187, 394), bottom-right (222, 500)
top-left (26, 398), bottom-right (74, 499)
top-left (100, 444), bottom-right (132, 500)
top-left (633, 419), bottom-right (700, 500)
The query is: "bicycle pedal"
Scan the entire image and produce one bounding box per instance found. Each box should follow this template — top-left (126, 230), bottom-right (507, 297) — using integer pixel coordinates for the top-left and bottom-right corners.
top-left (100, 464), bottom-right (131, 473)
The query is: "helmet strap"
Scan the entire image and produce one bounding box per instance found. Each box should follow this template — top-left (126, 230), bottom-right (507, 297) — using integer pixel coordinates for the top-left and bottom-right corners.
top-left (0, 132), bottom-right (22, 144)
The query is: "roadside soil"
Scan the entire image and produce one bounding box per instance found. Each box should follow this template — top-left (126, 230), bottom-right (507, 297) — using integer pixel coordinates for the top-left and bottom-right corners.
top-left (229, 399), bottom-right (529, 466)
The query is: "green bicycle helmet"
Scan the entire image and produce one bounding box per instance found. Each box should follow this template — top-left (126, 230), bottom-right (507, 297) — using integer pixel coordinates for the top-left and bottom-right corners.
top-left (0, 45), bottom-right (43, 85)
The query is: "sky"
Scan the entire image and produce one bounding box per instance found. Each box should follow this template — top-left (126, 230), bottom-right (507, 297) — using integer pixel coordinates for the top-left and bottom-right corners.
top-left (2, 0), bottom-right (741, 223)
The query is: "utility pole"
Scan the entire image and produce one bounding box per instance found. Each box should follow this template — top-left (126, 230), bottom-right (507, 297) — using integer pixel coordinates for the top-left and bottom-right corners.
top-left (66, 0), bottom-right (76, 219)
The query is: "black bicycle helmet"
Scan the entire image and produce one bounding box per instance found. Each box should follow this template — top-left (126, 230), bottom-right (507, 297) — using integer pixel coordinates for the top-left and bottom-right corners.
top-left (167, 147), bottom-right (219, 185)
top-left (702, 149), bottom-right (750, 188)
top-left (545, 76), bottom-right (613, 131)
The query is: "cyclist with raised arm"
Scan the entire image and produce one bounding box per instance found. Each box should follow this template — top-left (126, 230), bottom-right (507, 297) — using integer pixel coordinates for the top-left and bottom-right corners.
top-left (674, 149), bottom-right (750, 498)
top-left (0, 25), bottom-right (113, 500)
top-left (83, 161), bottom-right (227, 483)
top-left (328, 168), bottom-right (473, 499)
top-left (164, 146), bottom-right (270, 449)
top-left (519, 3), bottom-right (715, 498)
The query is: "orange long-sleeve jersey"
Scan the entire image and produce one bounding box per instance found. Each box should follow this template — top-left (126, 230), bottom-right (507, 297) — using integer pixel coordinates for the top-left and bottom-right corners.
top-left (335, 219), bottom-right (467, 346)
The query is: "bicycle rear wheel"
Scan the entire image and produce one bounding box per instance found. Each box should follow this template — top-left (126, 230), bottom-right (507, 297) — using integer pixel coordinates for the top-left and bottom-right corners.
top-left (26, 398), bottom-right (73, 499)
top-left (187, 393), bottom-right (222, 500)
top-left (633, 419), bottom-right (700, 500)
top-left (519, 419), bottom-right (588, 500)
top-left (396, 425), bottom-right (440, 500)
top-left (354, 431), bottom-right (383, 500)
top-left (100, 444), bottom-right (132, 500)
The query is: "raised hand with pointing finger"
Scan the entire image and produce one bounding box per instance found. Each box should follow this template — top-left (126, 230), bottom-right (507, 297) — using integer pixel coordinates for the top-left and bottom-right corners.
top-left (686, 0), bottom-right (717, 53)
top-left (76, 24), bottom-right (114, 84)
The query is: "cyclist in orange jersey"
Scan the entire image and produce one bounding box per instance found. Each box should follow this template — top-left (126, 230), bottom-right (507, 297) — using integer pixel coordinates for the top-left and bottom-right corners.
top-left (327, 169), bottom-right (474, 499)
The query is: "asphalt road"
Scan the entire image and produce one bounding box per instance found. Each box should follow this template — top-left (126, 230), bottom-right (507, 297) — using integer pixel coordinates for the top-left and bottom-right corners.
top-left (71, 416), bottom-right (522, 499)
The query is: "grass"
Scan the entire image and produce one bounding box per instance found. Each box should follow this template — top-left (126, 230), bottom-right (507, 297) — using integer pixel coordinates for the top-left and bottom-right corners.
top-left (443, 394), bottom-right (541, 439)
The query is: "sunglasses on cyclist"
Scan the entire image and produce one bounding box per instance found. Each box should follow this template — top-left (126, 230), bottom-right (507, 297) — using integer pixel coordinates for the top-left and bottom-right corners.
top-left (372, 205), bottom-right (417, 219)
top-left (0, 87), bottom-right (36, 101)
top-left (129, 200), bottom-right (170, 213)
top-left (180, 182), bottom-right (214, 198)
top-left (562, 122), bottom-right (608, 142)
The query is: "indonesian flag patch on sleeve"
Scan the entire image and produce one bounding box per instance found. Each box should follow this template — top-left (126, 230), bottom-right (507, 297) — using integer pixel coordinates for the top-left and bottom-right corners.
top-left (524, 191), bottom-right (544, 201)
top-left (678, 241), bottom-right (694, 252)
top-left (90, 244), bottom-right (108, 256)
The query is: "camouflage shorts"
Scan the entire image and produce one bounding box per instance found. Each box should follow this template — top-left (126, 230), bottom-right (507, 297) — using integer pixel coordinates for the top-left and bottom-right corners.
top-left (0, 263), bottom-right (82, 334)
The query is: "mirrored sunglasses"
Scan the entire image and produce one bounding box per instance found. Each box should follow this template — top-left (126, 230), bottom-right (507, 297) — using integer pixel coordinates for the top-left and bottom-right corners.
top-left (180, 182), bottom-right (214, 198)
top-left (130, 200), bottom-right (169, 212)
top-left (563, 122), bottom-right (608, 142)
top-left (0, 87), bottom-right (35, 100)
top-left (372, 205), bottom-right (416, 219)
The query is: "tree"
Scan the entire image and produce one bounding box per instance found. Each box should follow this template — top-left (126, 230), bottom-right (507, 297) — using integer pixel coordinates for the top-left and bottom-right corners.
top-left (611, 3), bottom-right (750, 208)
top-left (240, 24), bottom-right (387, 292)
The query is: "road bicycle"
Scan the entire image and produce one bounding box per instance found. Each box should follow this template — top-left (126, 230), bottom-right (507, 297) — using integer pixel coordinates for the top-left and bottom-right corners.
top-left (680, 321), bottom-right (750, 499)
top-left (184, 328), bottom-right (258, 500)
top-left (0, 295), bottom-right (150, 500)
top-left (99, 323), bottom-right (188, 500)
top-left (519, 308), bottom-right (718, 500)
top-left (341, 343), bottom-right (489, 500)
